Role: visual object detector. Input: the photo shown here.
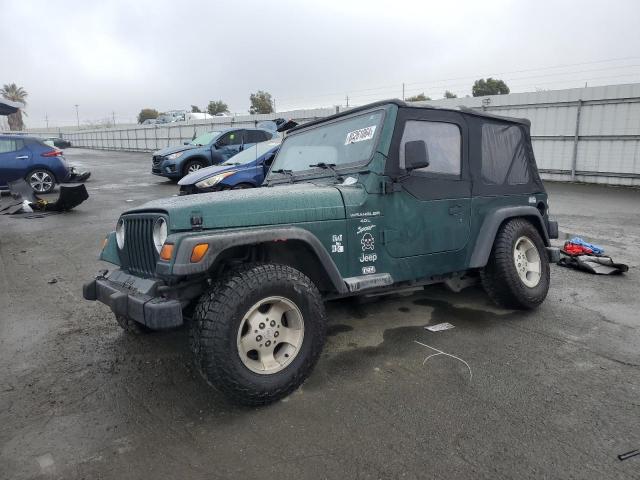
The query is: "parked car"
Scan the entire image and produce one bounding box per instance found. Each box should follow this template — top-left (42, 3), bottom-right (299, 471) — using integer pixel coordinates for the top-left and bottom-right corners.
top-left (45, 137), bottom-right (72, 149)
top-left (178, 139), bottom-right (281, 194)
top-left (151, 128), bottom-right (275, 180)
top-left (0, 134), bottom-right (71, 193)
top-left (84, 99), bottom-right (559, 406)
top-left (141, 119), bottom-right (157, 125)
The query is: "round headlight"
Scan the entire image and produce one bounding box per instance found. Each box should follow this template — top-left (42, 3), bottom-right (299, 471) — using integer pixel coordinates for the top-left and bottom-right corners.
top-left (116, 218), bottom-right (125, 249)
top-left (153, 217), bottom-right (168, 253)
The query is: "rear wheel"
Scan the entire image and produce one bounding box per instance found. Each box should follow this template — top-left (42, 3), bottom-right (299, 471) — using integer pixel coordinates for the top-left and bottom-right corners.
top-left (190, 263), bottom-right (327, 405)
top-left (182, 159), bottom-right (205, 177)
top-left (27, 169), bottom-right (55, 194)
top-left (480, 218), bottom-right (550, 310)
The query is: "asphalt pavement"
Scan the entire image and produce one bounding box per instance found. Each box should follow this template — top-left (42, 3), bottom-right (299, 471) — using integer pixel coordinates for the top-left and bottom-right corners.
top-left (1, 149), bottom-right (639, 479)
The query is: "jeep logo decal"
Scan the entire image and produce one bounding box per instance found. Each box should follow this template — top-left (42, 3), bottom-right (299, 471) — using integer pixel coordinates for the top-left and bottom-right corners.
top-left (359, 253), bottom-right (377, 263)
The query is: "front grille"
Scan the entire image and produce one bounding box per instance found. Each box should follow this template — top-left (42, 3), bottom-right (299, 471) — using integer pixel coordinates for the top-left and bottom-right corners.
top-left (118, 214), bottom-right (163, 278)
top-left (152, 155), bottom-right (162, 166)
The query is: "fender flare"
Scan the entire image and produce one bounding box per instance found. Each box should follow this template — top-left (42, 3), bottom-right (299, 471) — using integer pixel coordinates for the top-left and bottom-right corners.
top-left (469, 206), bottom-right (550, 269)
top-left (157, 226), bottom-right (348, 294)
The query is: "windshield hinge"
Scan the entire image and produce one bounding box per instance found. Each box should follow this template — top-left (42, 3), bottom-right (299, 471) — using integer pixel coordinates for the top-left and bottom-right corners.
top-left (382, 180), bottom-right (402, 194)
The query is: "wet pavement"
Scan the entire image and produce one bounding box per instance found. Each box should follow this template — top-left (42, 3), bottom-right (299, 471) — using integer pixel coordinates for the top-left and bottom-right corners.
top-left (1, 149), bottom-right (639, 479)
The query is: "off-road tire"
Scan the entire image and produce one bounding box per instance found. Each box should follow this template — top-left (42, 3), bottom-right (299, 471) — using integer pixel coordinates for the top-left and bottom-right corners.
top-left (480, 218), bottom-right (550, 310)
top-left (182, 159), bottom-right (206, 177)
top-left (115, 314), bottom-right (152, 334)
top-left (190, 263), bottom-right (327, 406)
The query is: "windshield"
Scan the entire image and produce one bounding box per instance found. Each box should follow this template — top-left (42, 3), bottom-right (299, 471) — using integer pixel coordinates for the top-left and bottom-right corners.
top-left (270, 110), bottom-right (384, 174)
top-left (223, 140), bottom-right (281, 165)
top-left (190, 131), bottom-right (221, 146)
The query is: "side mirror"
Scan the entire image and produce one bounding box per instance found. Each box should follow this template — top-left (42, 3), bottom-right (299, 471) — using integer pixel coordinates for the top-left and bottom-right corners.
top-left (404, 140), bottom-right (430, 171)
top-left (263, 154), bottom-right (275, 170)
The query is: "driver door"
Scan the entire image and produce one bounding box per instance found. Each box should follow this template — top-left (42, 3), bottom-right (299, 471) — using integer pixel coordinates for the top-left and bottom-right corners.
top-left (382, 109), bottom-right (471, 260)
top-left (214, 130), bottom-right (245, 161)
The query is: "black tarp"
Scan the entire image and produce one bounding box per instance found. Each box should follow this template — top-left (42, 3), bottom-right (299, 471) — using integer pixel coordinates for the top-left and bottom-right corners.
top-left (0, 99), bottom-right (21, 116)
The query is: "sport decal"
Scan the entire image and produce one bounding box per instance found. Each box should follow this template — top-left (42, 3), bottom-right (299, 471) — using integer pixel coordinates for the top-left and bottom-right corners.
top-left (356, 224), bottom-right (376, 235)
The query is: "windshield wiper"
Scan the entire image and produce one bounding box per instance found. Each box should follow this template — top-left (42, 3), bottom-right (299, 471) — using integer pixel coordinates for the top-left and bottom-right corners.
top-left (309, 162), bottom-right (342, 181)
top-left (271, 169), bottom-right (295, 183)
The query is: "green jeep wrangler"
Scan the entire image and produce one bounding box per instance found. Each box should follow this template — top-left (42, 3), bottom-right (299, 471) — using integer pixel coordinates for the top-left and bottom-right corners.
top-left (84, 100), bottom-right (559, 405)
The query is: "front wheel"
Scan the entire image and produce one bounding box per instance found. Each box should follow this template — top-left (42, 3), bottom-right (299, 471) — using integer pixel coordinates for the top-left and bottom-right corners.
top-left (182, 159), bottom-right (205, 176)
top-left (190, 263), bottom-right (327, 405)
top-left (480, 218), bottom-right (550, 310)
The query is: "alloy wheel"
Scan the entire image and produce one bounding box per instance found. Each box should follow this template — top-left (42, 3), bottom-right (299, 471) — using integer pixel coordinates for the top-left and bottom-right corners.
top-left (236, 296), bottom-right (305, 374)
top-left (513, 236), bottom-right (542, 288)
top-left (29, 171), bottom-right (54, 193)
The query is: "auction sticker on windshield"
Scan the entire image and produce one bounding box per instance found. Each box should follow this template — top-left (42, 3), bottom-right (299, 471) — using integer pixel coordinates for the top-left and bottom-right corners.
top-left (345, 125), bottom-right (376, 145)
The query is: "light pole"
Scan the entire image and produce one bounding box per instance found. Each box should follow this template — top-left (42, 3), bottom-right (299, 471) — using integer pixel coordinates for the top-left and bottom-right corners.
top-left (74, 104), bottom-right (79, 128)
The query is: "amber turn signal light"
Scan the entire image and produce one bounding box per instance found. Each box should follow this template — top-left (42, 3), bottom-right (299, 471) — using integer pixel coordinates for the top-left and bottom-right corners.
top-left (190, 243), bottom-right (209, 263)
top-left (160, 243), bottom-right (174, 261)
top-left (101, 237), bottom-right (109, 250)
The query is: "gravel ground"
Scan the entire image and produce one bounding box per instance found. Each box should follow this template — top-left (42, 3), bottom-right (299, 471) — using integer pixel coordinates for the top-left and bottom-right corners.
top-left (1, 148), bottom-right (638, 479)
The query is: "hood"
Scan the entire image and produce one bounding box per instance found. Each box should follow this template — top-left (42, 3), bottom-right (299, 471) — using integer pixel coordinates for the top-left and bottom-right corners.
top-left (153, 144), bottom-right (200, 157)
top-left (178, 162), bottom-right (247, 186)
top-left (128, 183), bottom-right (345, 230)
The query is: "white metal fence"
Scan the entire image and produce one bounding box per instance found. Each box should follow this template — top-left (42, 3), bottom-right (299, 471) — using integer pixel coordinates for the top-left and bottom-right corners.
top-left (425, 83), bottom-right (640, 186)
top-left (51, 108), bottom-right (340, 153)
top-left (8, 83), bottom-right (640, 186)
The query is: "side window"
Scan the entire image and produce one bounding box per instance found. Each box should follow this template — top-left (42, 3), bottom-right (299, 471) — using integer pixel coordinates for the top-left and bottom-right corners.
top-left (217, 131), bottom-right (243, 146)
top-left (399, 121), bottom-right (461, 176)
top-left (0, 139), bottom-right (21, 154)
top-left (481, 124), bottom-right (530, 185)
top-left (246, 130), bottom-right (267, 143)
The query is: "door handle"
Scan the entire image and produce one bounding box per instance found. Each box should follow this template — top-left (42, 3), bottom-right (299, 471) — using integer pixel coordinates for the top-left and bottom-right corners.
top-left (16, 155), bottom-right (29, 160)
top-left (448, 204), bottom-right (463, 215)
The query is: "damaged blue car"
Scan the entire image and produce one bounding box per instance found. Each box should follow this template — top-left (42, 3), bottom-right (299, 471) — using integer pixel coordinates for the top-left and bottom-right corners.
top-left (178, 139), bottom-right (281, 194)
top-left (151, 128), bottom-right (275, 180)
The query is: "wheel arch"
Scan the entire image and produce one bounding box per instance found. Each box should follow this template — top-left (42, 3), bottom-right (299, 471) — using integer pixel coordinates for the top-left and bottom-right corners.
top-left (469, 206), bottom-right (550, 269)
top-left (181, 155), bottom-right (209, 175)
top-left (160, 227), bottom-right (348, 295)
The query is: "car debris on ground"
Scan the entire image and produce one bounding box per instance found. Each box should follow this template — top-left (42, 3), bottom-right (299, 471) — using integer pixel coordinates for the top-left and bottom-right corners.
top-left (0, 178), bottom-right (89, 215)
top-left (557, 237), bottom-right (629, 275)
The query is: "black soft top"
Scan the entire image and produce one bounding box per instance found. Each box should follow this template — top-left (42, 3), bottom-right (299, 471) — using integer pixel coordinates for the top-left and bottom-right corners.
top-left (289, 99), bottom-right (530, 133)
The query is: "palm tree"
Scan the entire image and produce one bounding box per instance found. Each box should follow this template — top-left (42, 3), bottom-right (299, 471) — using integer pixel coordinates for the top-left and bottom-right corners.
top-left (1, 83), bottom-right (28, 131)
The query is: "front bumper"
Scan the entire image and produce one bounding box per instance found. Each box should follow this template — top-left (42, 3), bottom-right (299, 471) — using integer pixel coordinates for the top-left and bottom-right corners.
top-left (547, 219), bottom-right (559, 239)
top-left (83, 269), bottom-right (183, 329)
top-left (151, 157), bottom-right (179, 177)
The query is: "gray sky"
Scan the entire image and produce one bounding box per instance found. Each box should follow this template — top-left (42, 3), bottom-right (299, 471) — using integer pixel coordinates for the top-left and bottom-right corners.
top-left (3, 0), bottom-right (640, 128)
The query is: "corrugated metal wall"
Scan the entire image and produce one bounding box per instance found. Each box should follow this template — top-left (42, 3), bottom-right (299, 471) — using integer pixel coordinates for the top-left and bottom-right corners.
top-left (15, 83), bottom-right (640, 186)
